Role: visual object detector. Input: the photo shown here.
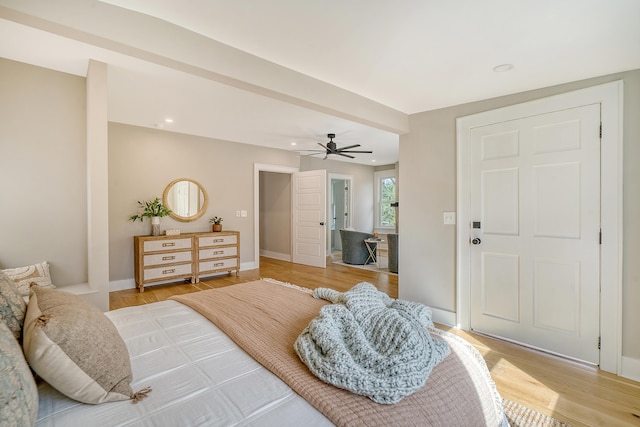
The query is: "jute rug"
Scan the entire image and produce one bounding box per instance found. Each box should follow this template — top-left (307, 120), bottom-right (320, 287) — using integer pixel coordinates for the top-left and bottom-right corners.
top-left (503, 399), bottom-right (573, 427)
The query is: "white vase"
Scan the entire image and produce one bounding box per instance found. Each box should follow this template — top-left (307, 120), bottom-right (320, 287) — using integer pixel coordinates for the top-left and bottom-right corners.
top-left (151, 216), bottom-right (161, 236)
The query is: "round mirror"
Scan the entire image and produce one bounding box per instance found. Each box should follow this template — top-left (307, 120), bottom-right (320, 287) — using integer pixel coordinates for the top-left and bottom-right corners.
top-left (163, 178), bottom-right (208, 222)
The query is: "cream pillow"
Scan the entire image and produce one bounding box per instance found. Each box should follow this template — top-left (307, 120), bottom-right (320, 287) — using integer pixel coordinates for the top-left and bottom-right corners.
top-left (2, 261), bottom-right (55, 297)
top-left (22, 286), bottom-right (148, 404)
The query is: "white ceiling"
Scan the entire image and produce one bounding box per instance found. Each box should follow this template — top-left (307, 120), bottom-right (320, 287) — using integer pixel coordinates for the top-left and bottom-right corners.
top-left (1, 0), bottom-right (639, 165)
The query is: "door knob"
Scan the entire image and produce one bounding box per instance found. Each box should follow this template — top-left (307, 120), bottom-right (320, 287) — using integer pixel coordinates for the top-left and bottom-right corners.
top-left (320, 222), bottom-right (325, 226)
top-left (471, 238), bottom-right (481, 245)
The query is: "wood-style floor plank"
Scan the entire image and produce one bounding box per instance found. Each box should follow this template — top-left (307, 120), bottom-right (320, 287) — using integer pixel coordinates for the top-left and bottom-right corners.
top-left (109, 257), bottom-right (640, 427)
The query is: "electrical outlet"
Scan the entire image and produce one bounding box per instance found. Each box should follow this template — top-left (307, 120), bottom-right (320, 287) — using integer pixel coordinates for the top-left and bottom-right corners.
top-left (443, 211), bottom-right (456, 225)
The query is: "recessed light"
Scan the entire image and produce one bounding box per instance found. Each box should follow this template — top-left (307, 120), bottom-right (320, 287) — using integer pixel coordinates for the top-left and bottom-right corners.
top-left (371, 160), bottom-right (376, 163)
top-left (290, 142), bottom-right (297, 146)
top-left (164, 118), bottom-right (174, 123)
top-left (493, 63), bottom-right (514, 72)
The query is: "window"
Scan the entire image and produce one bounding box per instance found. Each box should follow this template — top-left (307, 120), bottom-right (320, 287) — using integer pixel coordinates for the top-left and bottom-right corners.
top-left (375, 170), bottom-right (396, 229)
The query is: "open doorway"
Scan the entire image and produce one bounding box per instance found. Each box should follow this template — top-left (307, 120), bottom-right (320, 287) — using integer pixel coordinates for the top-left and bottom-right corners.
top-left (254, 164), bottom-right (298, 267)
top-left (254, 164), bottom-right (328, 269)
top-left (329, 174), bottom-right (353, 255)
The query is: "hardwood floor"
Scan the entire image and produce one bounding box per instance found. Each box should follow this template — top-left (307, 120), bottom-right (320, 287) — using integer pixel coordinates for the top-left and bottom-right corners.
top-left (110, 257), bottom-right (640, 427)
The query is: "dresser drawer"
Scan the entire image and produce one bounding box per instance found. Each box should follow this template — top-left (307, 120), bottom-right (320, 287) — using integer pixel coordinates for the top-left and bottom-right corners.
top-left (144, 251), bottom-right (192, 266)
top-left (199, 258), bottom-right (238, 272)
top-left (135, 231), bottom-right (239, 292)
top-left (199, 235), bottom-right (237, 247)
top-left (144, 238), bottom-right (192, 252)
top-left (144, 263), bottom-right (193, 281)
top-left (199, 246), bottom-right (237, 260)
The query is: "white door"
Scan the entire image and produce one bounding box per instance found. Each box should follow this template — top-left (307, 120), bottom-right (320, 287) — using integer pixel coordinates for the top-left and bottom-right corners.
top-left (469, 104), bottom-right (601, 363)
top-left (292, 170), bottom-right (327, 268)
top-left (330, 178), bottom-right (352, 252)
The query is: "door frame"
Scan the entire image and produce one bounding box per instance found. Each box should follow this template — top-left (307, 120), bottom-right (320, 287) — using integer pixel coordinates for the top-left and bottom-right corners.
top-left (456, 81), bottom-right (623, 374)
top-left (328, 173), bottom-right (354, 254)
top-left (253, 163), bottom-right (299, 269)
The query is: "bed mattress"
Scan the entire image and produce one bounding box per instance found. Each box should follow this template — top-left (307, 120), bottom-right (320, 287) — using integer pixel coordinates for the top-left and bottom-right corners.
top-left (35, 300), bottom-right (333, 426)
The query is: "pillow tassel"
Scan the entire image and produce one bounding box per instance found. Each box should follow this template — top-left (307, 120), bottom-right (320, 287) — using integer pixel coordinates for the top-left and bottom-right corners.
top-left (35, 313), bottom-right (51, 327)
top-left (130, 386), bottom-right (152, 403)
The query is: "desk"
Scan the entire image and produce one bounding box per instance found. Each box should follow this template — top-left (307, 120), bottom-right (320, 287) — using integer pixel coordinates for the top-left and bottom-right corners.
top-left (364, 238), bottom-right (384, 267)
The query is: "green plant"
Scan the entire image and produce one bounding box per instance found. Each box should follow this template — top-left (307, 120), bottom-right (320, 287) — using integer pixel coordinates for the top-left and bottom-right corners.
top-left (209, 216), bottom-right (223, 224)
top-left (129, 197), bottom-right (172, 222)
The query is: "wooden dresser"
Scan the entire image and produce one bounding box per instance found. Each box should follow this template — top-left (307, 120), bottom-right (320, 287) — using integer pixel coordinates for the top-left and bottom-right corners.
top-left (134, 231), bottom-right (240, 292)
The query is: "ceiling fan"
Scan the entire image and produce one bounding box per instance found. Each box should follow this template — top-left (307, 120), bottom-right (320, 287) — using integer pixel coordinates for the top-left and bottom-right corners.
top-left (299, 133), bottom-right (373, 159)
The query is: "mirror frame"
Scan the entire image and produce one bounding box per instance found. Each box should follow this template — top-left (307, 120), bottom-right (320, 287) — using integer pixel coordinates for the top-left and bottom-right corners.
top-left (162, 178), bottom-right (209, 222)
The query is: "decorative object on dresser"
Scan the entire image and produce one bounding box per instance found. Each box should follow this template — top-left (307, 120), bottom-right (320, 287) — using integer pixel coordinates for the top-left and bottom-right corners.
top-left (128, 197), bottom-right (172, 236)
top-left (134, 231), bottom-right (239, 292)
top-left (163, 178), bottom-right (208, 222)
top-left (209, 216), bottom-right (223, 232)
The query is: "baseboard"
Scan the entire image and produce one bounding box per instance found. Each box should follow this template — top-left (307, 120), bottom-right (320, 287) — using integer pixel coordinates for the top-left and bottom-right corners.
top-left (240, 261), bottom-right (257, 271)
top-left (110, 278), bottom-right (136, 291)
top-left (259, 250), bottom-right (292, 261)
top-left (621, 356), bottom-right (640, 382)
top-left (430, 307), bottom-right (456, 327)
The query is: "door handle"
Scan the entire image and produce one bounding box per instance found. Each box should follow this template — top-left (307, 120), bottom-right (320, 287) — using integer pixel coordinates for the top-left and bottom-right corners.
top-left (471, 238), bottom-right (481, 245)
top-left (320, 222), bottom-right (325, 226)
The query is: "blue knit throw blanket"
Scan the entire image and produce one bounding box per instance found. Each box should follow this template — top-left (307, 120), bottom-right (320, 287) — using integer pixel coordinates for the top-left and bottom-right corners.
top-left (294, 282), bottom-right (450, 404)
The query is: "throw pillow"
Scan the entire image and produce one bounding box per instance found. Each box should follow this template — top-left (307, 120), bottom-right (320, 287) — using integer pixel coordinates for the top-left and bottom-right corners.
top-left (2, 261), bottom-right (55, 297)
top-left (22, 286), bottom-right (140, 404)
top-left (0, 321), bottom-right (38, 427)
top-left (0, 271), bottom-right (27, 341)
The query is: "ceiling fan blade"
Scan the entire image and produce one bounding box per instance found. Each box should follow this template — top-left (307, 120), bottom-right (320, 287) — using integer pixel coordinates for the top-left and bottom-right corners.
top-left (340, 150), bottom-right (373, 154)
top-left (337, 152), bottom-right (355, 159)
top-left (317, 142), bottom-right (329, 150)
top-left (337, 144), bottom-right (361, 151)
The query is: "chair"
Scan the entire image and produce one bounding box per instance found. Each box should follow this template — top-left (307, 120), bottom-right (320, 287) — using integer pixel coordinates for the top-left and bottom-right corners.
top-left (387, 233), bottom-right (398, 273)
top-left (339, 229), bottom-right (376, 265)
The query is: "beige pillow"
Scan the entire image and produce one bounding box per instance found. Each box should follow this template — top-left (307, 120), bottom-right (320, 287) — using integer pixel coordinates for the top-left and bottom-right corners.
top-left (23, 286), bottom-right (141, 404)
top-left (2, 261), bottom-right (55, 297)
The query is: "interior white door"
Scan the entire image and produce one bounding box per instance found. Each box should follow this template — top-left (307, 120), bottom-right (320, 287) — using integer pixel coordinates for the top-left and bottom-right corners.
top-left (469, 104), bottom-right (601, 363)
top-left (292, 170), bottom-right (327, 268)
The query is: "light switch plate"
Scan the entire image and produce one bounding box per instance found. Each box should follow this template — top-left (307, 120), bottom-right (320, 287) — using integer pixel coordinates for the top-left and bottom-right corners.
top-left (443, 211), bottom-right (456, 225)
top-left (241, 210), bottom-right (247, 217)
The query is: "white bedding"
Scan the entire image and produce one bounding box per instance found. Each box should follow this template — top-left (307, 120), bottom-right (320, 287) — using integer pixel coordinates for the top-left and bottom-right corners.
top-left (36, 300), bottom-right (333, 426)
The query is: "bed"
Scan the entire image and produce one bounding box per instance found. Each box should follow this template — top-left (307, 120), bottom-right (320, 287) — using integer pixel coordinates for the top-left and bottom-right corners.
top-left (12, 279), bottom-right (506, 426)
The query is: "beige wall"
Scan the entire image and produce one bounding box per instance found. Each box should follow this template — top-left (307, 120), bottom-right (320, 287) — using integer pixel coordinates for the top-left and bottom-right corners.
top-left (399, 69), bottom-right (640, 360)
top-left (108, 123), bottom-right (300, 283)
top-left (0, 58), bottom-right (88, 286)
top-left (259, 171), bottom-right (292, 257)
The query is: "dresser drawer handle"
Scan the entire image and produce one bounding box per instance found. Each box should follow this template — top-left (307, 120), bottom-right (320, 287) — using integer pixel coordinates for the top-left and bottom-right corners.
top-left (162, 256), bottom-right (175, 261)
top-left (214, 262), bottom-right (224, 267)
top-left (214, 251), bottom-right (224, 255)
top-left (213, 239), bottom-right (224, 243)
top-left (162, 269), bottom-right (175, 275)
top-left (162, 242), bottom-right (176, 247)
